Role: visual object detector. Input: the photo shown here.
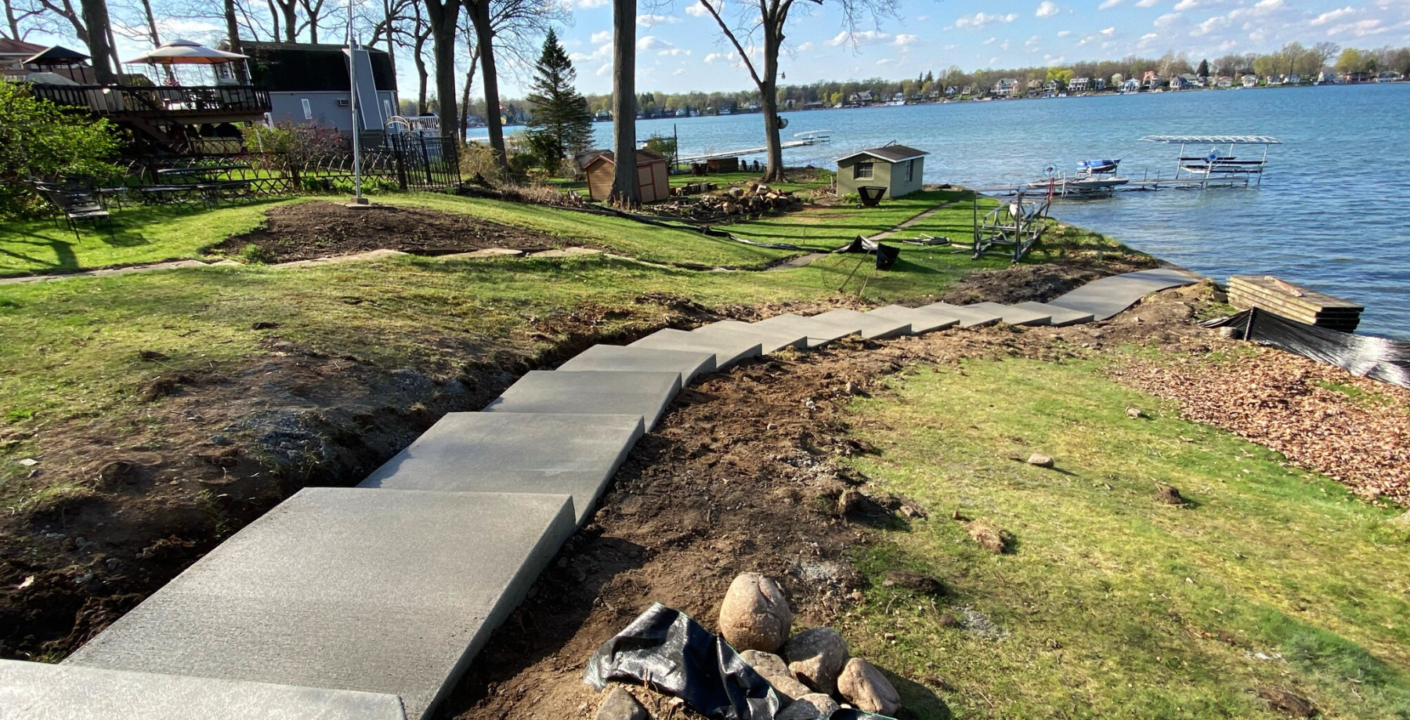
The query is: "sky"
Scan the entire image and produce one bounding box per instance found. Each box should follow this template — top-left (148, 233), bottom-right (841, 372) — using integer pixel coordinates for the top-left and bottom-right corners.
top-left (16, 0), bottom-right (1410, 99)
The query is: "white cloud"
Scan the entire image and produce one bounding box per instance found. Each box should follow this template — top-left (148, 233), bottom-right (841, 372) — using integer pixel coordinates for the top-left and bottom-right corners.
top-left (1036, 1), bottom-right (1060, 16)
top-left (685, 0), bottom-right (720, 17)
top-left (1192, 15), bottom-right (1228, 34)
top-left (1135, 0), bottom-right (1160, 7)
top-left (1057, 29), bottom-right (1073, 37)
top-left (637, 13), bottom-right (679, 25)
top-left (876, 58), bottom-right (894, 65)
top-left (893, 33), bottom-right (920, 46)
top-left (636, 35), bottom-right (673, 51)
top-left (828, 29), bottom-right (893, 45)
top-left (574, 0), bottom-right (607, 9)
top-left (1310, 6), bottom-right (1355, 24)
top-left (1153, 12), bottom-right (1183, 28)
top-left (704, 51), bottom-right (739, 64)
top-left (1026, 33), bottom-right (1043, 48)
top-left (1098, 0), bottom-right (1123, 7)
top-left (795, 41), bottom-right (814, 51)
top-left (1328, 18), bottom-right (1386, 35)
top-left (1101, 26), bottom-right (1118, 35)
top-left (983, 36), bottom-right (998, 44)
top-left (595, 62), bottom-right (612, 76)
top-left (954, 11), bottom-right (1019, 29)
top-left (590, 30), bottom-right (611, 44)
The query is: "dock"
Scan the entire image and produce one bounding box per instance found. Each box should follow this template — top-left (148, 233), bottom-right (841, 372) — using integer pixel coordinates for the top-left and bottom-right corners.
top-left (678, 139), bottom-right (820, 163)
top-left (1228, 275), bottom-right (1363, 332)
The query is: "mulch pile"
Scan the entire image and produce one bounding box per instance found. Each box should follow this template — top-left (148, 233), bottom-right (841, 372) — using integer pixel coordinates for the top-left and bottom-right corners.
top-left (1116, 347), bottom-right (1410, 505)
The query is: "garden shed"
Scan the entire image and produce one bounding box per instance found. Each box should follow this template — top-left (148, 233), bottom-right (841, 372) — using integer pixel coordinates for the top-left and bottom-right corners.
top-left (835, 144), bottom-right (929, 199)
top-left (581, 149), bottom-right (670, 203)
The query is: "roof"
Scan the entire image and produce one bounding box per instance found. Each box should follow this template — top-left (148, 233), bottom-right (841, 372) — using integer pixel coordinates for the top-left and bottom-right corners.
top-left (0, 38), bottom-right (45, 56)
top-left (24, 44), bottom-right (89, 65)
top-left (1140, 135), bottom-right (1282, 145)
top-left (581, 148), bottom-right (669, 169)
top-left (242, 42), bottom-right (396, 93)
top-left (835, 144), bottom-right (928, 164)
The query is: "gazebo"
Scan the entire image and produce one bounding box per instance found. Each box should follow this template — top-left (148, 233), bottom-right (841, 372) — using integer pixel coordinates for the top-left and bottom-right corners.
top-left (23, 45), bottom-right (93, 84)
top-left (124, 39), bottom-right (250, 86)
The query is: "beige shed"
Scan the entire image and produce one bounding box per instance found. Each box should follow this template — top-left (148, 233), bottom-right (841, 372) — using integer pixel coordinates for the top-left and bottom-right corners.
top-left (835, 144), bottom-right (929, 199)
top-left (581, 149), bottom-right (671, 203)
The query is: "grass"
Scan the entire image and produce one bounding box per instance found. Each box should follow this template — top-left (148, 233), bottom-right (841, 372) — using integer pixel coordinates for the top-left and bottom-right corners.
top-left (840, 357), bottom-right (1410, 719)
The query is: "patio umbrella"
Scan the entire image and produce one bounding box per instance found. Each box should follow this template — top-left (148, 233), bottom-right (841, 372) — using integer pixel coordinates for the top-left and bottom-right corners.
top-left (124, 39), bottom-right (248, 65)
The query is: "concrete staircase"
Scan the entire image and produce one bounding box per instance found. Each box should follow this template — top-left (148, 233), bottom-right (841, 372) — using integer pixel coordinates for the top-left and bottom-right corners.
top-left (17, 268), bottom-right (1198, 718)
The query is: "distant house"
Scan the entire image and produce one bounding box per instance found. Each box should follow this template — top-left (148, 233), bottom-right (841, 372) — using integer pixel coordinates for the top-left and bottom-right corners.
top-left (0, 37), bottom-right (44, 79)
top-left (1241, 74), bottom-right (1259, 88)
top-left (579, 148), bottom-right (670, 203)
top-left (242, 41), bottom-right (399, 136)
top-left (1094, 78), bottom-right (1108, 91)
top-left (847, 90), bottom-right (875, 105)
top-left (1216, 76), bottom-right (1234, 88)
top-left (1070, 77), bottom-right (1090, 92)
top-left (1169, 75), bottom-right (1193, 90)
top-left (1142, 71), bottom-right (1162, 89)
top-left (1122, 78), bottom-right (1141, 93)
top-left (835, 144), bottom-right (928, 199)
top-left (993, 78), bottom-right (1019, 97)
top-left (1288, 74), bottom-right (1301, 85)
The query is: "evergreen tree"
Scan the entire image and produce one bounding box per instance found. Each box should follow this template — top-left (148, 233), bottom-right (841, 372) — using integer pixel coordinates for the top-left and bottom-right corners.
top-left (525, 29), bottom-right (594, 173)
top-left (1197, 59), bottom-right (1210, 79)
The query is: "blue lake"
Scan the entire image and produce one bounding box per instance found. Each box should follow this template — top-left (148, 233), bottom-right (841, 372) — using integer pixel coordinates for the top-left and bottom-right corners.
top-left (588, 84), bottom-right (1410, 339)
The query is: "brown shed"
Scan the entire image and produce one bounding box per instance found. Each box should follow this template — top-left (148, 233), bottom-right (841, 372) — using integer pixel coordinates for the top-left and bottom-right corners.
top-left (581, 149), bottom-right (671, 203)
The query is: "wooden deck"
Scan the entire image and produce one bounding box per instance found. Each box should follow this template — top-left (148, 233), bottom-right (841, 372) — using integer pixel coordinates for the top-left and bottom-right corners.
top-left (1228, 275), bottom-right (1363, 332)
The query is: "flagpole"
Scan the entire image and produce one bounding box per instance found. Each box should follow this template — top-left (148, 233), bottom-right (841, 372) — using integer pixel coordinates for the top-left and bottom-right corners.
top-left (348, 0), bottom-right (365, 205)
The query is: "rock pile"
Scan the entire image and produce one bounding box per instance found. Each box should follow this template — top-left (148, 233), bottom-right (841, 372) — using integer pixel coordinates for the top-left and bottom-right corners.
top-left (653, 183), bottom-right (804, 222)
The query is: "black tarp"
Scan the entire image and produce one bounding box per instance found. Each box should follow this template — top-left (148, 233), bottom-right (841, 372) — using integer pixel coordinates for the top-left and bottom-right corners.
top-left (1203, 308), bottom-right (1409, 388)
top-left (836, 236), bottom-right (901, 270)
top-left (584, 603), bottom-right (896, 720)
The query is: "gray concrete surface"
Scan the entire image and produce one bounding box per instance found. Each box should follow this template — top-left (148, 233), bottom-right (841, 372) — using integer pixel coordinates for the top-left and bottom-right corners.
top-left (358, 412), bottom-right (643, 523)
top-left (65, 489), bottom-right (576, 720)
top-left (864, 305), bottom-right (960, 334)
top-left (1047, 268), bottom-right (1201, 321)
top-left (965, 302), bottom-right (1052, 326)
top-left (1011, 301), bottom-right (1094, 326)
top-left (811, 309), bottom-right (912, 339)
top-left (0, 660), bottom-right (407, 720)
top-left (629, 328), bottom-right (762, 368)
top-left (753, 313), bottom-right (859, 348)
top-left (556, 345), bottom-right (716, 384)
top-left (691, 320), bottom-right (809, 354)
top-left (484, 370), bottom-right (680, 429)
top-left (917, 302), bottom-right (1001, 327)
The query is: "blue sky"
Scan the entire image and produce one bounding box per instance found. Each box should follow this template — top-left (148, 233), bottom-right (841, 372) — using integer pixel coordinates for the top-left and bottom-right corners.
top-left (17, 0), bottom-right (1410, 98)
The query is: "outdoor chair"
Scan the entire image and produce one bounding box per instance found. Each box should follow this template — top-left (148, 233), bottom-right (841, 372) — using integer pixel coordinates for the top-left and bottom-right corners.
top-left (857, 186), bottom-right (887, 207)
top-left (37, 185), bottom-right (112, 240)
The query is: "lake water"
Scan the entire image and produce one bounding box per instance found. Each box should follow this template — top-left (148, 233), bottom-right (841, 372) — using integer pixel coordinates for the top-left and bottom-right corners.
top-left (588, 85), bottom-right (1410, 339)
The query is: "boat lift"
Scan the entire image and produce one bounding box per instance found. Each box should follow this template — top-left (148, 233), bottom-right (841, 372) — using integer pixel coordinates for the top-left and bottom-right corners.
top-left (1138, 134), bottom-right (1281, 188)
top-left (971, 186), bottom-right (1052, 262)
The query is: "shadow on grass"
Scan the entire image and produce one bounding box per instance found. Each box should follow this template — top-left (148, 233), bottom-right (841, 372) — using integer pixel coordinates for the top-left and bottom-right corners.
top-left (887, 671), bottom-right (955, 720)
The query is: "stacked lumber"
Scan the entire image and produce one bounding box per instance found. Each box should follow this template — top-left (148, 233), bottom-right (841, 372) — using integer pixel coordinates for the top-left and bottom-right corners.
top-left (1228, 275), bottom-right (1363, 332)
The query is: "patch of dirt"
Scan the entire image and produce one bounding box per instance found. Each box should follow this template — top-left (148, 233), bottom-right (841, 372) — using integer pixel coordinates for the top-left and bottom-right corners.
top-left (211, 201), bottom-right (578, 262)
top-left (936, 256), bottom-right (1158, 306)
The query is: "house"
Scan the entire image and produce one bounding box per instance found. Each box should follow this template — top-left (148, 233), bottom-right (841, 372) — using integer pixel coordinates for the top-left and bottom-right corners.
top-left (1216, 76), bottom-right (1234, 88)
top-left (1070, 77), bottom-right (1090, 92)
top-left (992, 78), bottom-right (1019, 97)
top-left (1288, 74), bottom-right (1301, 84)
top-left (847, 90), bottom-right (874, 105)
top-left (579, 148), bottom-right (670, 203)
top-left (1241, 74), bottom-right (1259, 88)
top-left (1142, 71), bottom-right (1162, 89)
top-left (1122, 78), bottom-right (1141, 93)
top-left (1093, 78), bottom-right (1107, 91)
top-left (1169, 75), bottom-right (1193, 90)
top-left (835, 143), bottom-right (928, 199)
top-left (0, 37), bottom-right (45, 79)
top-left (242, 42), bottom-right (398, 137)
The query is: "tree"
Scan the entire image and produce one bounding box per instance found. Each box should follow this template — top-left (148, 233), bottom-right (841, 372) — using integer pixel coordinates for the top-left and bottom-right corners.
top-left (421, 0), bottom-right (460, 139)
top-left (607, 0), bottom-right (637, 205)
top-left (523, 28), bottom-right (592, 172)
top-left (0, 82), bottom-right (121, 217)
top-left (1196, 58), bottom-right (1209, 79)
top-left (1310, 41), bottom-right (1339, 72)
top-left (696, 0), bottom-right (897, 182)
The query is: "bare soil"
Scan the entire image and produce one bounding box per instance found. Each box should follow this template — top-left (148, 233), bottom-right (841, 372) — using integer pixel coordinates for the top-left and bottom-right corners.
top-left (210, 201), bottom-right (576, 262)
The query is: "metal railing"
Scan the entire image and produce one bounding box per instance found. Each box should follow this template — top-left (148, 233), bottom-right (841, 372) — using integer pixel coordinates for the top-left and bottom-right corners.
top-left (29, 84), bottom-right (271, 117)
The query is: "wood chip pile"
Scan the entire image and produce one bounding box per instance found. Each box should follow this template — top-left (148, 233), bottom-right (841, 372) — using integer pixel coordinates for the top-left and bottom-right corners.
top-left (1116, 348), bottom-right (1410, 505)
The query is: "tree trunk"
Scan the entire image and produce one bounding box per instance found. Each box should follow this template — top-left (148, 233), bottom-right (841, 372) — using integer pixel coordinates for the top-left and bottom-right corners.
top-left (608, 0), bottom-right (639, 205)
top-left (465, 0), bottom-right (506, 168)
top-left (140, 0), bottom-right (174, 83)
top-left (425, 0), bottom-right (460, 140)
top-left (281, 1), bottom-right (296, 42)
top-left (756, 19), bottom-right (785, 182)
top-left (459, 46), bottom-right (479, 142)
top-left (224, 0), bottom-right (248, 83)
top-left (79, 0), bottom-right (116, 83)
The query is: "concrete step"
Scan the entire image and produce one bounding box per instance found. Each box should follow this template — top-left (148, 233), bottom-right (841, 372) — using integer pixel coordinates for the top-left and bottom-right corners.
top-left (1047, 268), bottom-right (1201, 321)
top-left (0, 659), bottom-right (407, 719)
top-left (810, 309), bottom-right (912, 339)
top-left (965, 302), bottom-right (1052, 326)
top-left (865, 305), bottom-right (960, 334)
top-left (690, 320), bottom-right (808, 354)
top-left (1011, 301), bottom-right (1094, 326)
top-left (65, 489), bottom-right (576, 720)
top-left (556, 344), bottom-right (715, 384)
top-left (358, 412), bottom-right (643, 524)
top-left (629, 328), bottom-right (762, 368)
top-left (916, 302), bottom-right (1002, 328)
top-left (753, 313), bottom-right (858, 349)
top-left (484, 370), bottom-right (680, 429)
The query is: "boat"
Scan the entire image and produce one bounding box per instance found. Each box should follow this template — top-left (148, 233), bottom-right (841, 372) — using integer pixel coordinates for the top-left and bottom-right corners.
top-left (1027, 159), bottom-right (1129, 196)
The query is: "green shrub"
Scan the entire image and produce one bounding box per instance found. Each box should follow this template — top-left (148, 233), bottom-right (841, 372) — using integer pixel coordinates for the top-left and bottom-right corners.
top-left (0, 82), bottom-right (123, 219)
top-left (238, 243), bottom-right (276, 264)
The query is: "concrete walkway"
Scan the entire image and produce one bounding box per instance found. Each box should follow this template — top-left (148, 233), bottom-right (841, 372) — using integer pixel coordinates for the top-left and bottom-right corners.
top-left (20, 267), bottom-right (1200, 718)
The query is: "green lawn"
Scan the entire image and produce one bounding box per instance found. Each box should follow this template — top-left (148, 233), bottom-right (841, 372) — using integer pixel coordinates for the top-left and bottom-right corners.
top-left (842, 357), bottom-right (1410, 719)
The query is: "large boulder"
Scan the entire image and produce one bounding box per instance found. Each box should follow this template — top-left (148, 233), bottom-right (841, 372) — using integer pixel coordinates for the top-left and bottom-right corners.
top-left (837, 658), bottom-right (902, 716)
top-left (739, 649), bottom-right (812, 704)
top-left (718, 573), bottom-right (792, 653)
top-left (595, 685), bottom-right (649, 720)
top-left (774, 693), bottom-right (840, 720)
top-left (781, 627), bottom-right (849, 695)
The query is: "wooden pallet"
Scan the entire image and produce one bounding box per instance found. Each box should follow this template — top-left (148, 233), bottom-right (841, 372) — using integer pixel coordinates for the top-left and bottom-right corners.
top-left (1228, 275), bottom-right (1362, 332)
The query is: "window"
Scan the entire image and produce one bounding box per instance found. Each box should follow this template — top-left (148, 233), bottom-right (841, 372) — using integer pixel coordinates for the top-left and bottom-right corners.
top-left (906, 159), bottom-right (915, 183)
top-left (301, 98), bottom-right (313, 120)
top-left (853, 162), bottom-right (873, 180)
top-left (382, 99), bottom-right (394, 120)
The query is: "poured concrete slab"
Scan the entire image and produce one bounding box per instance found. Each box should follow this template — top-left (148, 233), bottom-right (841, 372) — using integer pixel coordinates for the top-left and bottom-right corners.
top-left (629, 328), bottom-right (762, 368)
top-left (1047, 268), bottom-right (1202, 321)
top-left (1011, 301), bottom-right (1094, 327)
top-left (753, 313), bottom-right (858, 349)
top-left (484, 370), bottom-right (680, 429)
top-left (865, 305), bottom-right (960, 334)
top-left (0, 660), bottom-right (407, 720)
top-left (810, 309), bottom-right (912, 339)
top-left (65, 489), bottom-right (575, 720)
top-left (556, 344), bottom-right (715, 384)
top-left (965, 302), bottom-right (1052, 326)
top-left (359, 412), bottom-right (643, 523)
top-left (917, 302), bottom-right (1001, 328)
top-left (691, 320), bottom-right (808, 354)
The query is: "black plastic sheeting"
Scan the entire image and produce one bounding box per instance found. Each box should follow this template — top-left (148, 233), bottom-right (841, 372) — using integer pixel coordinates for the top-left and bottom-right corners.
top-left (1203, 308), bottom-right (1410, 388)
top-left (584, 603), bottom-right (895, 720)
top-left (837, 236), bottom-right (901, 270)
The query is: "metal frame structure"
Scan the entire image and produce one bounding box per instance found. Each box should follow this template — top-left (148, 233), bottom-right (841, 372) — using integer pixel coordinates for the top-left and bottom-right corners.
top-left (971, 188), bottom-right (1051, 262)
top-left (1139, 135), bottom-right (1281, 188)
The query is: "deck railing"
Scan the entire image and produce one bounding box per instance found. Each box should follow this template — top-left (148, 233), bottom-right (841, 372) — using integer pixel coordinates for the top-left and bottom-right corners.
top-left (29, 84), bottom-right (270, 118)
